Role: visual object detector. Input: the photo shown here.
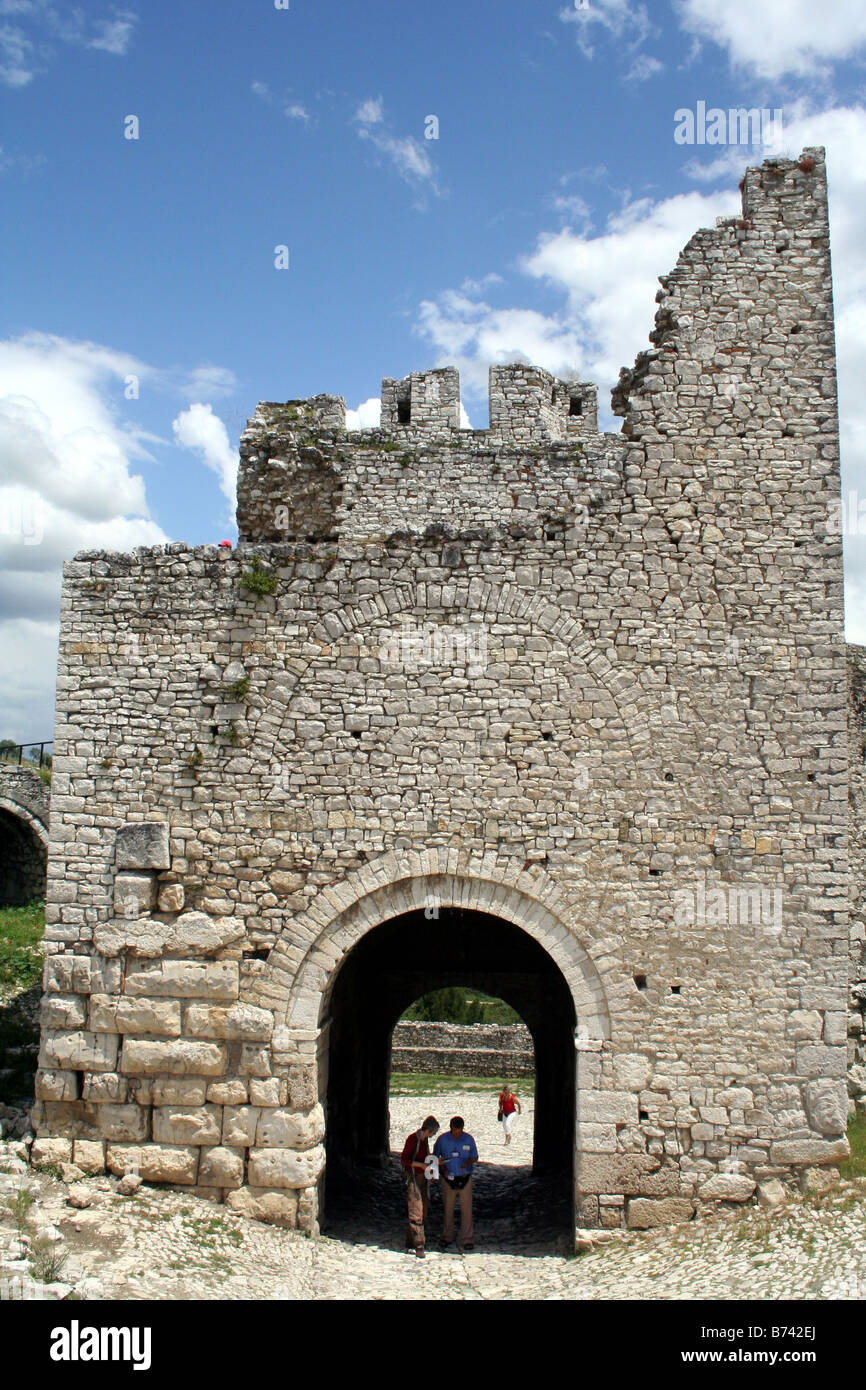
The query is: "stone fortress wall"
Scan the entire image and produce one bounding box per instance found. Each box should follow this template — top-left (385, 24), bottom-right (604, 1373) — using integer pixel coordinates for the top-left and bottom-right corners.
top-left (31, 147), bottom-right (853, 1235)
top-left (390, 1021), bottom-right (534, 1078)
top-left (846, 648), bottom-right (866, 1109)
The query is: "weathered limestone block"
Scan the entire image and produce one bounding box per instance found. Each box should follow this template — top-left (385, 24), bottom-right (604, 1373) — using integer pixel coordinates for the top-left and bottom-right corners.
top-left (578, 1092), bottom-right (638, 1125)
top-left (35, 1070), bottom-right (79, 1102)
top-left (698, 1174), bottom-right (756, 1202)
top-left (95, 911), bottom-right (244, 960)
top-left (255, 1104), bottom-right (325, 1150)
top-left (157, 883), bottom-right (185, 913)
top-left (31, 1138), bottom-right (73, 1166)
top-left (803, 1079), bottom-right (848, 1135)
top-left (39, 1030), bottom-right (118, 1074)
top-left (184, 1003), bottom-right (273, 1042)
top-left (297, 1185), bottom-right (318, 1234)
top-left (169, 912), bottom-right (245, 957)
top-left (612, 1055), bottom-right (653, 1091)
top-left (81, 1073), bottom-right (128, 1103)
top-left (120, 1038), bottom-right (227, 1077)
top-left (139, 1077), bottom-right (208, 1107)
top-left (198, 1146), bottom-right (245, 1189)
top-left (124, 959), bottom-right (239, 1000)
top-left (89, 995), bottom-right (182, 1037)
top-left (578, 1153), bottom-right (678, 1196)
top-left (769, 1137), bottom-right (850, 1165)
top-left (757, 1179), bottom-right (788, 1209)
top-left (285, 1065), bottom-right (318, 1110)
top-left (114, 873), bottom-right (157, 919)
top-left (152, 1105), bottom-right (221, 1146)
top-left (786, 1010), bottom-right (823, 1041)
top-left (247, 1145), bottom-right (325, 1190)
top-left (239, 1045), bottom-right (271, 1077)
top-left (40, 995), bottom-right (88, 1030)
top-left (116, 822), bottom-right (171, 871)
top-left (90, 1104), bottom-right (149, 1142)
top-left (627, 1197), bottom-right (695, 1229)
top-left (206, 1080), bottom-right (248, 1105)
top-left (223, 1106), bottom-right (260, 1147)
top-left (796, 1045), bottom-right (847, 1079)
top-left (44, 955), bottom-right (92, 995)
top-left (72, 1140), bottom-right (105, 1173)
top-left (249, 1078), bottom-right (280, 1106)
top-left (106, 1144), bottom-right (199, 1184)
top-left (225, 1185), bottom-right (298, 1227)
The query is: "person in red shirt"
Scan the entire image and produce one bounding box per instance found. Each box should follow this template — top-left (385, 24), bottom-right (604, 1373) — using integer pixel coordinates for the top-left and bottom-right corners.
top-left (400, 1116), bottom-right (439, 1257)
top-left (497, 1084), bottom-right (522, 1144)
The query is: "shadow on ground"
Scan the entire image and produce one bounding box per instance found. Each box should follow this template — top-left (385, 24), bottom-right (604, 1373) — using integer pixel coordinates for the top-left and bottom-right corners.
top-left (324, 1155), bottom-right (573, 1257)
top-left (0, 983), bottom-right (39, 1110)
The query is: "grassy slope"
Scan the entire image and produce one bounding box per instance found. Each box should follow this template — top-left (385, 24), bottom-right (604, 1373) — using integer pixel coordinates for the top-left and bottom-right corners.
top-left (0, 901), bottom-right (45, 1107)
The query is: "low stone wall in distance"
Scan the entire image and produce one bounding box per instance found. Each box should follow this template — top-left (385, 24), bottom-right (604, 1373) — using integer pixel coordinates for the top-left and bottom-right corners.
top-left (391, 1021), bottom-right (534, 1078)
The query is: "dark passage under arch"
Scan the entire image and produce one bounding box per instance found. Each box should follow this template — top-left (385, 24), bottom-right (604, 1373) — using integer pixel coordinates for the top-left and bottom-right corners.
top-left (0, 806), bottom-right (47, 906)
top-left (323, 907), bottom-right (576, 1247)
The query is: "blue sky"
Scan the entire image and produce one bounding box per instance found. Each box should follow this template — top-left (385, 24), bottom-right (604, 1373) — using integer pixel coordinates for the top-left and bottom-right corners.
top-left (3, 0), bottom-right (866, 738)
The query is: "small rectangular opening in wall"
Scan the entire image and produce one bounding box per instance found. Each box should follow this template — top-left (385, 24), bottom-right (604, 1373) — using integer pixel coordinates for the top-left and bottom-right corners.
top-left (397, 400), bottom-right (411, 425)
top-left (569, 397), bottom-right (583, 417)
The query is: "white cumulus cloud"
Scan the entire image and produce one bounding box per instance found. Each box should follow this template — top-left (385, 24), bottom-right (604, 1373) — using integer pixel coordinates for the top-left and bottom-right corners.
top-left (673, 0), bottom-right (866, 78)
top-left (172, 403), bottom-right (237, 518)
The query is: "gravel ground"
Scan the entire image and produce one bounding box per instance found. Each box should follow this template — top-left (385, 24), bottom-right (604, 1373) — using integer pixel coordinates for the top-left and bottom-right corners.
top-left (1, 1087), bottom-right (865, 1302)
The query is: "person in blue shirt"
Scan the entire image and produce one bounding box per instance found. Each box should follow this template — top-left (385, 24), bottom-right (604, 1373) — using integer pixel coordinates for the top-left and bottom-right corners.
top-left (433, 1116), bottom-right (478, 1250)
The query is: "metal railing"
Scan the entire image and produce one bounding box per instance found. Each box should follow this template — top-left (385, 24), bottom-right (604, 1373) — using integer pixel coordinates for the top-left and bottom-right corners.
top-left (0, 741), bottom-right (54, 769)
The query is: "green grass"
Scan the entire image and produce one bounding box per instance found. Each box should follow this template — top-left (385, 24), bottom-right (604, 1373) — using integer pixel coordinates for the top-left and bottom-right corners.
top-left (0, 902), bottom-right (45, 991)
top-left (840, 1112), bottom-right (866, 1180)
top-left (389, 1071), bottom-right (535, 1096)
top-left (0, 901), bottom-right (44, 1105)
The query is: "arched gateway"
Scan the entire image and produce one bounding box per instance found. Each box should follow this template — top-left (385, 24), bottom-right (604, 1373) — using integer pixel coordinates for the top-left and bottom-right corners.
top-left (33, 149), bottom-right (852, 1241)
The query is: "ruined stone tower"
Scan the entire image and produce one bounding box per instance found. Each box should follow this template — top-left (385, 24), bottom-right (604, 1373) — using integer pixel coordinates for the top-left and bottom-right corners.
top-left (34, 147), bottom-right (851, 1236)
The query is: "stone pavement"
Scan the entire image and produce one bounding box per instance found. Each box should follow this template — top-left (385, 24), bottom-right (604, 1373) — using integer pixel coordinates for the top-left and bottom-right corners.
top-left (1, 1088), bottom-right (864, 1301)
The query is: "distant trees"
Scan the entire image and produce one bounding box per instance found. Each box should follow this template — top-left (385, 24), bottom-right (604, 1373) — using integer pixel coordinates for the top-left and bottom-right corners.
top-left (402, 987), bottom-right (520, 1025)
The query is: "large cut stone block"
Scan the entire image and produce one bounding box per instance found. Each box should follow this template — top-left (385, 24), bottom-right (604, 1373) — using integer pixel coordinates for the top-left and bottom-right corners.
top-left (247, 1145), bottom-right (325, 1190)
top-left (578, 1091), bottom-right (639, 1125)
top-left (90, 1103), bottom-right (149, 1142)
top-left (152, 1104), bottom-right (222, 1146)
top-left (116, 822), bottom-right (171, 871)
top-left (88, 995), bottom-right (182, 1037)
top-left (39, 1030), bottom-right (119, 1074)
top-left (803, 1079), bottom-right (847, 1136)
top-left (72, 1140), bottom-right (106, 1174)
top-left (40, 995), bottom-right (88, 1030)
top-left (106, 1143), bottom-right (199, 1184)
top-left (120, 1038), bottom-right (228, 1077)
top-left (577, 1153), bottom-right (677, 1196)
top-left (81, 1073), bottom-right (128, 1103)
top-left (184, 1003), bottom-right (273, 1042)
top-left (44, 956), bottom-right (92, 995)
top-left (35, 1070), bottom-right (80, 1102)
top-left (223, 1106), bottom-right (260, 1147)
top-left (95, 912), bottom-right (245, 960)
top-left (124, 960), bottom-right (239, 1000)
top-left (795, 1045), bottom-right (847, 1079)
top-left (198, 1146), bottom-right (245, 1189)
top-left (626, 1197), bottom-right (695, 1229)
top-left (143, 1078), bottom-right (208, 1107)
top-left (256, 1104), bottom-right (325, 1150)
top-left (611, 1055), bottom-right (652, 1092)
top-left (114, 873), bottom-right (157, 920)
top-left (698, 1174), bottom-right (756, 1202)
top-left (769, 1137), bottom-right (850, 1165)
top-left (225, 1186), bottom-right (298, 1227)
top-left (31, 1138), bottom-right (72, 1166)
